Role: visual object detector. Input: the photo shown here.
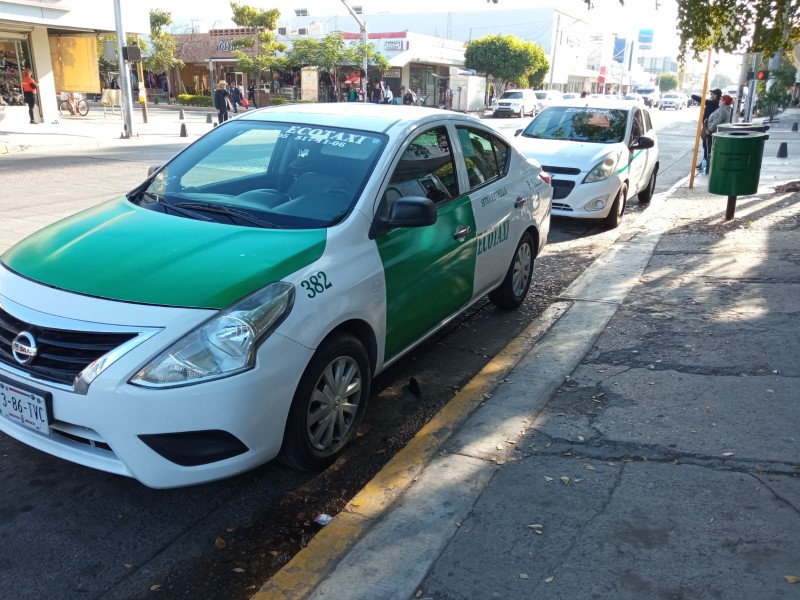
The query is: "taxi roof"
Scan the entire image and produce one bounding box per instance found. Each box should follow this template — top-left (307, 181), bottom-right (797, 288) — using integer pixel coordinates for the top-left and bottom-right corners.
top-left (238, 102), bottom-right (481, 134)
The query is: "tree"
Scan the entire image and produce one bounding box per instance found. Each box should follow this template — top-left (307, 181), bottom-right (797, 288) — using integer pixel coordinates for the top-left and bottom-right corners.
top-left (587, 0), bottom-right (800, 66)
top-left (710, 73), bottom-right (732, 89)
top-left (229, 2), bottom-right (287, 85)
top-left (658, 72), bottom-right (679, 92)
top-left (285, 33), bottom-right (389, 95)
top-left (145, 9), bottom-right (183, 76)
top-left (464, 34), bottom-right (549, 94)
top-left (757, 56), bottom-right (796, 120)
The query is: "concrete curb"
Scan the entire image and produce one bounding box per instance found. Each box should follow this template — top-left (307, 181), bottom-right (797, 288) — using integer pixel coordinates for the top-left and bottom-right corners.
top-left (254, 301), bottom-right (570, 599)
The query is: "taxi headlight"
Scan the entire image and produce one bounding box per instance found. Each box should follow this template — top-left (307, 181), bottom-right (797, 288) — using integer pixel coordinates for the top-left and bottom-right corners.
top-left (583, 152), bottom-right (622, 183)
top-left (130, 282), bottom-right (295, 388)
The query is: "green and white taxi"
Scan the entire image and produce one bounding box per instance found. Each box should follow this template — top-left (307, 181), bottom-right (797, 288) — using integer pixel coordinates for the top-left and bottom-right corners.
top-left (0, 104), bottom-right (551, 488)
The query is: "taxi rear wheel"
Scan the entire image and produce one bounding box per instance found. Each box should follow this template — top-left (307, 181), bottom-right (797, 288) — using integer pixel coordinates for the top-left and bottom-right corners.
top-left (603, 183), bottom-right (628, 229)
top-left (280, 333), bottom-right (371, 471)
top-left (490, 232), bottom-right (535, 309)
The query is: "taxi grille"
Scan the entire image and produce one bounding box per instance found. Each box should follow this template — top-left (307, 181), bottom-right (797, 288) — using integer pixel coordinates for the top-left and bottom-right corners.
top-left (551, 179), bottom-right (576, 200)
top-left (541, 165), bottom-right (581, 176)
top-left (0, 307), bottom-right (137, 386)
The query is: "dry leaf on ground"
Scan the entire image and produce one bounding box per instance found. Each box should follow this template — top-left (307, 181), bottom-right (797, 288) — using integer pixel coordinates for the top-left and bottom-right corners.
top-left (560, 475), bottom-right (570, 485)
top-left (545, 576), bottom-right (554, 583)
top-left (214, 536), bottom-right (227, 549)
top-left (785, 575), bottom-right (800, 584)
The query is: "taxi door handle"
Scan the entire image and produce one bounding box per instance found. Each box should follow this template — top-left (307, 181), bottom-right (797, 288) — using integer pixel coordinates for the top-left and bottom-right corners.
top-left (515, 196), bottom-right (526, 208)
top-left (453, 225), bottom-right (471, 242)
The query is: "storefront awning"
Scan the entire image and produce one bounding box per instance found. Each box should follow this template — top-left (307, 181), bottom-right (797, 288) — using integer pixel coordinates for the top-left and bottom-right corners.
top-left (389, 48), bottom-right (464, 68)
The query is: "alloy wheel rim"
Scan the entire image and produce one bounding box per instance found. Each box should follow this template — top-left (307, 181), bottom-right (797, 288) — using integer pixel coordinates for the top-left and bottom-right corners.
top-left (307, 355), bottom-right (362, 451)
top-left (512, 242), bottom-right (532, 297)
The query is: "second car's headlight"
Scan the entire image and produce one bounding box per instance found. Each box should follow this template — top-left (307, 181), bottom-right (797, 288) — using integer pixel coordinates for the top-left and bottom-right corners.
top-left (130, 282), bottom-right (295, 388)
top-left (583, 152), bottom-right (622, 183)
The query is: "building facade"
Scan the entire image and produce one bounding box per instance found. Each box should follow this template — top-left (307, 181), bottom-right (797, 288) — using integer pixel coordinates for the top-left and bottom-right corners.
top-left (0, 0), bottom-right (149, 123)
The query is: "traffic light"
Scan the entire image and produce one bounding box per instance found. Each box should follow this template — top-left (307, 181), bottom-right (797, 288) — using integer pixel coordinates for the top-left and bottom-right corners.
top-left (756, 70), bottom-right (769, 81)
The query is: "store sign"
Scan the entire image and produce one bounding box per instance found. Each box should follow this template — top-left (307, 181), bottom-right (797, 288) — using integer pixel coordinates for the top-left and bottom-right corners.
top-left (218, 41), bottom-right (232, 51)
top-left (384, 40), bottom-right (403, 51)
top-left (384, 68), bottom-right (401, 78)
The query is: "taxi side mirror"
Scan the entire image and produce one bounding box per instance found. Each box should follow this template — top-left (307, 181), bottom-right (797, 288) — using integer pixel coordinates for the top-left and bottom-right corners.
top-left (369, 196), bottom-right (437, 239)
top-left (631, 136), bottom-right (655, 150)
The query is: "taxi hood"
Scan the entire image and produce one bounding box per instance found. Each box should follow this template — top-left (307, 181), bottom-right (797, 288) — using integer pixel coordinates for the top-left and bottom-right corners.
top-left (1, 197), bottom-right (326, 309)
top-left (519, 138), bottom-right (620, 174)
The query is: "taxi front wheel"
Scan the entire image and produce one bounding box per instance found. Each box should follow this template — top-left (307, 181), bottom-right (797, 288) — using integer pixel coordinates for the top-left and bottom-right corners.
top-left (280, 332), bottom-right (371, 471)
top-left (490, 232), bottom-right (535, 309)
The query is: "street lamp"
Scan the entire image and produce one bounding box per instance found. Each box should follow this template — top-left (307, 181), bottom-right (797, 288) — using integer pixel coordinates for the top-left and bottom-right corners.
top-left (341, 0), bottom-right (368, 102)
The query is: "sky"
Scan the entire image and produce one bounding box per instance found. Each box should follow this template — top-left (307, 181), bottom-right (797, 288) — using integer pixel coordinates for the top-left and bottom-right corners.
top-left (153, 0), bottom-right (679, 53)
top-left (148, 0), bottom-right (743, 78)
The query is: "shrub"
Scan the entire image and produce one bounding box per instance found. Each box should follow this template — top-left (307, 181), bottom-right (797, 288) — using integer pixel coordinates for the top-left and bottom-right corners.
top-left (177, 94), bottom-right (212, 107)
top-left (271, 97), bottom-right (288, 105)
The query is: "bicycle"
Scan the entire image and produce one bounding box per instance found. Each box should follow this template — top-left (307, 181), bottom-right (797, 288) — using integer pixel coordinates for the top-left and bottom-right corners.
top-left (58, 91), bottom-right (89, 116)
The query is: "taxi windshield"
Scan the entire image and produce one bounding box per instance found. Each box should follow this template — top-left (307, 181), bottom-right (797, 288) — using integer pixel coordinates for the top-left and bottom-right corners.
top-left (520, 106), bottom-right (628, 143)
top-left (134, 120), bottom-right (386, 229)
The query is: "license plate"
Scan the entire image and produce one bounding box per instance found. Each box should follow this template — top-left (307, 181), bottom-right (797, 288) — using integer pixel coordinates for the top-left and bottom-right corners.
top-left (0, 376), bottom-right (51, 435)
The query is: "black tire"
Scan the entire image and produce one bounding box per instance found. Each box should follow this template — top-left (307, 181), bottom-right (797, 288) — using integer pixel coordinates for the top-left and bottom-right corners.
top-left (58, 100), bottom-right (72, 116)
top-left (637, 166), bottom-right (658, 204)
top-left (76, 99), bottom-right (89, 116)
top-left (489, 231), bottom-right (535, 309)
top-left (603, 183), bottom-right (627, 229)
top-left (280, 332), bottom-right (371, 471)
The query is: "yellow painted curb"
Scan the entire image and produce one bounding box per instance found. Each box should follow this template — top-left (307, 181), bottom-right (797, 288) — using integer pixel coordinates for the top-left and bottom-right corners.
top-left (254, 302), bottom-right (570, 599)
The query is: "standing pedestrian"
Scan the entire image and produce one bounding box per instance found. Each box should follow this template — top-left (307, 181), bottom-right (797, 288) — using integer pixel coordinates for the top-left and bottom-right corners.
top-left (230, 83), bottom-right (243, 113)
top-left (247, 82), bottom-right (258, 108)
top-left (22, 67), bottom-right (38, 124)
top-left (213, 81), bottom-right (231, 124)
top-left (705, 94), bottom-right (734, 167)
top-left (694, 88), bottom-right (721, 167)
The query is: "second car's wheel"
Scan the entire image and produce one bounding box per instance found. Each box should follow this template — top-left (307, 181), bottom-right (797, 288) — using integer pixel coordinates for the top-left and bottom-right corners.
top-left (489, 231), bottom-right (535, 309)
top-left (603, 183), bottom-right (628, 229)
top-left (638, 166), bottom-right (658, 204)
top-left (280, 332), bottom-right (371, 471)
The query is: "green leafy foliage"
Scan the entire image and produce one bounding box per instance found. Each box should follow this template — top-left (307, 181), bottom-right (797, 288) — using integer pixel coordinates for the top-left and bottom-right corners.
top-left (658, 72), bottom-right (680, 91)
top-left (756, 56), bottom-right (796, 120)
top-left (177, 93), bottom-right (212, 106)
top-left (145, 10), bottom-right (183, 74)
top-left (464, 34), bottom-right (548, 93)
top-left (229, 2), bottom-right (287, 82)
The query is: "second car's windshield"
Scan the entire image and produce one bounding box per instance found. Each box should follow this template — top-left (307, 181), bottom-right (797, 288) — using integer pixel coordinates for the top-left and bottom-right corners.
top-left (137, 120), bottom-right (386, 229)
top-left (501, 92), bottom-right (523, 99)
top-left (521, 106), bottom-right (628, 143)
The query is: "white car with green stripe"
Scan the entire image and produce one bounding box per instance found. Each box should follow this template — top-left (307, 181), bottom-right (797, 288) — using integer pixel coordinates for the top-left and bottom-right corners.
top-left (514, 100), bottom-right (659, 228)
top-left (0, 104), bottom-right (551, 488)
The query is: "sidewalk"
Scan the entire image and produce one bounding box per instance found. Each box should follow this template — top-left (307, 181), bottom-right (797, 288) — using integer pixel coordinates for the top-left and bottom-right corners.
top-left (0, 102), bottom-right (219, 154)
top-left (257, 108), bottom-right (800, 599)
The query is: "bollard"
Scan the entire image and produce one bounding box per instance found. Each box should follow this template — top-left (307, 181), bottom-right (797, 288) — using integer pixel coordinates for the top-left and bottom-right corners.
top-left (792, 122), bottom-right (798, 132)
top-left (179, 109), bottom-right (185, 120)
top-left (777, 142), bottom-right (788, 158)
top-left (180, 123), bottom-right (188, 137)
top-left (206, 113), bottom-right (213, 123)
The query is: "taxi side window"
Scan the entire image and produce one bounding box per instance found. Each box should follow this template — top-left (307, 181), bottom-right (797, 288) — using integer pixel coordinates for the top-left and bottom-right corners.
top-left (382, 126), bottom-right (457, 210)
top-left (456, 127), bottom-right (508, 192)
top-left (629, 109), bottom-right (645, 146)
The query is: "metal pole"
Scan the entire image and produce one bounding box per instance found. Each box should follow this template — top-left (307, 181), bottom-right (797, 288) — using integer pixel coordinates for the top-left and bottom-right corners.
top-left (135, 36), bottom-right (148, 124)
top-left (113, 0), bottom-right (134, 138)
top-left (341, 0), bottom-right (369, 103)
top-left (725, 195), bottom-right (738, 220)
top-left (548, 14), bottom-right (560, 89)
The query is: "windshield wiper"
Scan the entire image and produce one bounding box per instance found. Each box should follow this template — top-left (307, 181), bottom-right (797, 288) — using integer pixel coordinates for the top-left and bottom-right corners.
top-left (173, 201), bottom-right (282, 228)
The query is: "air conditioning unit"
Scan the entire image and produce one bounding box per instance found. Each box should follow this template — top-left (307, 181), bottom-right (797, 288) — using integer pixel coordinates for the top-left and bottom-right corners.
top-left (298, 28), bottom-right (307, 35)
top-left (278, 27), bottom-right (287, 35)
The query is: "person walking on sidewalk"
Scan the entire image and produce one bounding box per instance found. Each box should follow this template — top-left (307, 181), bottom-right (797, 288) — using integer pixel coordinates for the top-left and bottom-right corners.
top-left (705, 94), bottom-right (734, 166)
top-left (230, 83), bottom-right (243, 113)
top-left (22, 67), bottom-right (38, 124)
top-left (213, 81), bottom-right (231, 124)
top-left (247, 82), bottom-right (258, 108)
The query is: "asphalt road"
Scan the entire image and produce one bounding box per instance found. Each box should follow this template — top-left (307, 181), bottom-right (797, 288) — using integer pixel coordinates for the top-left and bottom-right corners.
top-left (0, 107), bottom-right (702, 600)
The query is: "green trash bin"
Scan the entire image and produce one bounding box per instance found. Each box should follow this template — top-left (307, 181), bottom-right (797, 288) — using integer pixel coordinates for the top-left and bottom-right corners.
top-left (717, 122), bottom-right (770, 134)
top-left (708, 130), bottom-right (769, 196)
